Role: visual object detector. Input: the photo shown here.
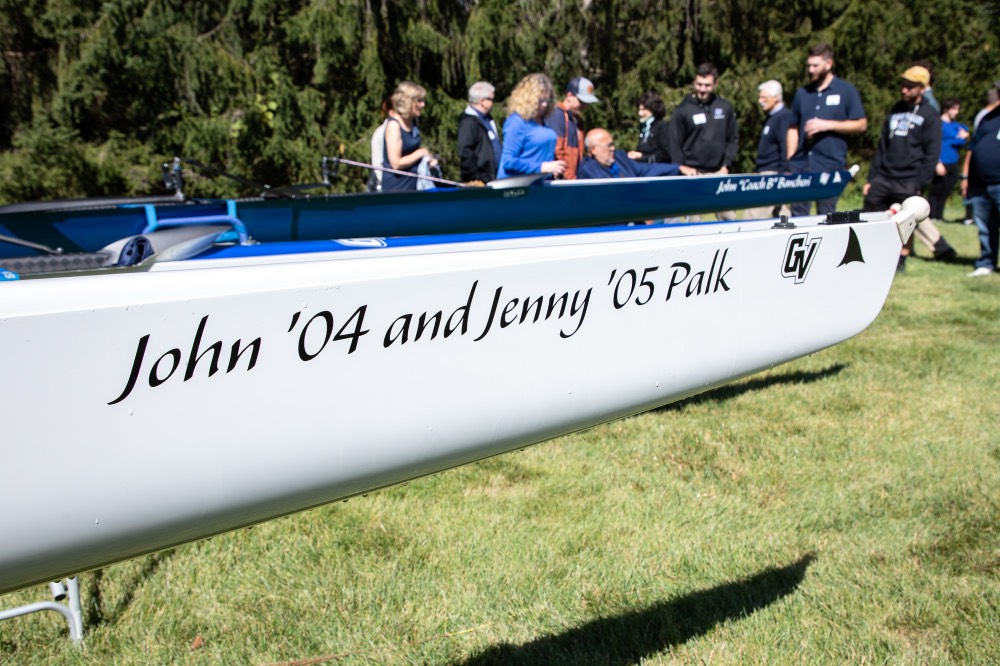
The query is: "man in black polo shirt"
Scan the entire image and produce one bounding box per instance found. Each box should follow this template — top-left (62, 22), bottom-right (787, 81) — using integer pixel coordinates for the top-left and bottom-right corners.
top-left (863, 65), bottom-right (955, 271)
top-left (787, 43), bottom-right (867, 216)
top-left (668, 62), bottom-right (739, 220)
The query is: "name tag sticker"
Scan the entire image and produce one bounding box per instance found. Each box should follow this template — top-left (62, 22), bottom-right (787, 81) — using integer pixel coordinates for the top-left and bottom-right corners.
top-left (763, 126), bottom-right (771, 135)
top-left (693, 113), bottom-right (707, 125)
top-left (826, 94), bottom-right (841, 106)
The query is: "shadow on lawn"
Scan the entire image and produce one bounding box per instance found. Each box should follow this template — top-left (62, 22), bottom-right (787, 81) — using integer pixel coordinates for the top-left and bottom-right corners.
top-left (84, 549), bottom-right (175, 629)
top-left (453, 553), bottom-right (815, 666)
top-left (655, 364), bottom-right (846, 413)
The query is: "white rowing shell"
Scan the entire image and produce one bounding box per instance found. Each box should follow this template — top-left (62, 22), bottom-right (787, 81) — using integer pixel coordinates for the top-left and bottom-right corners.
top-left (0, 205), bottom-right (918, 593)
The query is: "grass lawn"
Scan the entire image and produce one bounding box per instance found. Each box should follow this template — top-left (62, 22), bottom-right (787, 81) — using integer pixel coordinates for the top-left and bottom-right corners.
top-left (2, 202), bottom-right (998, 665)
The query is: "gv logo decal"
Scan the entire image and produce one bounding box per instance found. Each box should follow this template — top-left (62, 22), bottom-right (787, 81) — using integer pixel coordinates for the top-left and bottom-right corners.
top-left (782, 233), bottom-right (821, 283)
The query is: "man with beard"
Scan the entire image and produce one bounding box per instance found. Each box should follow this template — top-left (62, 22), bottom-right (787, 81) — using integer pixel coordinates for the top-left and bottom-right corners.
top-left (667, 62), bottom-right (739, 220)
top-left (863, 65), bottom-right (955, 271)
top-left (786, 44), bottom-right (867, 216)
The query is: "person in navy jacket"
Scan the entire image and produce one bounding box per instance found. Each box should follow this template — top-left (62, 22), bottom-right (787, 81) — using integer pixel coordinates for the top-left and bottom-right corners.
top-left (961, 84), bottom-right (1000, 277)
top-left (744, 79), bottom-right (792, 220)
top-left (578, 128), bottom-right (695, 179)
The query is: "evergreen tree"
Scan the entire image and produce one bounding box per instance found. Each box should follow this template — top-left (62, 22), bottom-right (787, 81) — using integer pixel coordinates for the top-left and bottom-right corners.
top-left (0, 0), bottom-right (996, 202)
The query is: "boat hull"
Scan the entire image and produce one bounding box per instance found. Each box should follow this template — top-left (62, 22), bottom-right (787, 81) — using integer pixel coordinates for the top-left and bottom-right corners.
top-left (0, 211), bottom-right (901, 593)
top-left (0, 169), bottom-right (854, 259)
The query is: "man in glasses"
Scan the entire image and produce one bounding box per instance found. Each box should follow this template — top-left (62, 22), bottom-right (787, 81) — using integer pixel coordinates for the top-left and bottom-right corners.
top-left (458, 81), bottom-right (502, 183)
top-left (578, 128), bottom-right (695, 179)
top-left (864, 65), bottom-right (955, 271)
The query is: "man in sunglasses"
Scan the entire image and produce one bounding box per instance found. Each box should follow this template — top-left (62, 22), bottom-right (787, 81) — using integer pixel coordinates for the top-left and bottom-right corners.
top-left (864, 65), bottom-right (955, 270)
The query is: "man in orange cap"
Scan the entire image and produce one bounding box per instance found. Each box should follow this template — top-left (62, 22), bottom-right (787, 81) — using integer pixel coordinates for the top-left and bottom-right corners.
top-left (863, 65), bottom-right (955, 271)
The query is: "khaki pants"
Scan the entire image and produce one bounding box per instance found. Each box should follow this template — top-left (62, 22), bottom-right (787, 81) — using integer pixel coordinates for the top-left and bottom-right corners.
top-left (913, 219), bottom-right (943, 252)
top-left (742, 171), bottom-right (791, 220)
top-left (687, 168), bottom-right (737, 222)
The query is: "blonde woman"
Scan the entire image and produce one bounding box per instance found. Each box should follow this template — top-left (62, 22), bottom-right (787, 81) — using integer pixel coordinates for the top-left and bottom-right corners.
top-left (382, 81), bottom-right (437, 191)
top-left (497, 73), bottom-right (567, 179)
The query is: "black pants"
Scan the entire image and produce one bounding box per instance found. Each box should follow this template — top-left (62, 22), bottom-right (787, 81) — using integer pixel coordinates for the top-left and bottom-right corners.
top-left (791, 195), bottom-right (840, 217)
top-left (927, 162), bottom-right (960, 220)
top-left (863, 177), bottom-right (921, 212)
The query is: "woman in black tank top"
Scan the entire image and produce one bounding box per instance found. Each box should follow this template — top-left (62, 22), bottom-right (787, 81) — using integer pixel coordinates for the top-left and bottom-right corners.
top-left (382, 81), bottom-right (437, 191)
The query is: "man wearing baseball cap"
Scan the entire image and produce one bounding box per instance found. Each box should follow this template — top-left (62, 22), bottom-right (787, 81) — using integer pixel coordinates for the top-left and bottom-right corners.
top-left (863, 64), bottom-right (955, 271)
top-left (544, 76), bottom-right (599, 179)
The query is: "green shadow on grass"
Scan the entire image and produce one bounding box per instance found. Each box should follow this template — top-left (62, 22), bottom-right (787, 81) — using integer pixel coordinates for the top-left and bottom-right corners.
top-left (454, 553), bottom-right (815, 666)
top-left (656, 365), bottom-right (846, 413)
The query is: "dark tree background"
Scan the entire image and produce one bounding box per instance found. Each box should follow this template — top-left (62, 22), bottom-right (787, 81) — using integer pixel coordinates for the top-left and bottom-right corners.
top-left (0, 0), bottom-right (997, 201)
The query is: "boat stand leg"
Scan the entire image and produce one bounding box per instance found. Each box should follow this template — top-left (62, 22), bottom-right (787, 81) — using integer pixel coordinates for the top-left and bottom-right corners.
top-left (0, 577), bottom-right (84, 643)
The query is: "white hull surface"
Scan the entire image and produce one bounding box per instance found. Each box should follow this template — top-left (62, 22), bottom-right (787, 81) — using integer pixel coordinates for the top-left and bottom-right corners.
top-left (0, 205), bottom-right (920, 593)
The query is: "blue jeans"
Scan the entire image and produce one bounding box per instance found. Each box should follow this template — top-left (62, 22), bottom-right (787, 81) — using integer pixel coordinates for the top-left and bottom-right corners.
top-left (971, 183), bottom-right (1000, 269)
top-left (791, 195), bottom-right (840, 217)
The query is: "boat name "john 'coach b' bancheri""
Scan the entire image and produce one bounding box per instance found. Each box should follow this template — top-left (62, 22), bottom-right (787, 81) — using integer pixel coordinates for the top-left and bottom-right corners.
top-left (714, 174), bottom-right (813, 196)
top-left (108, 249), bottom-right (734, 405)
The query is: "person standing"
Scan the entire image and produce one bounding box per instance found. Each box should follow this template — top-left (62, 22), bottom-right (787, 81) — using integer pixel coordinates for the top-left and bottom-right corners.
top-left (927, 99), bottom-right (969, 223)
top-left (963, 85), bottom-right (1000, 224)
top-left (381, 81), bottom-right (437, 192)
top-left (457, 81), bottom-right (502, 183)
top-left (786, 43), bottom-right (867, 216)
top-left (497, 73), bottom-right (566, 179)
top-left (627, 91), bottom-right (671, 163)
top-left (667, 62), bottom-right (739, 220)
top-left (961, 99), bottom-right (1000, 277)
top-left (544, 76), bottom-right (599, 180)
top-left (744, 79), bottom-right (792, 219)
top-left (863, 65), bottom-right (953, 271)
top-left (911, 60), bottom-right (940, 113)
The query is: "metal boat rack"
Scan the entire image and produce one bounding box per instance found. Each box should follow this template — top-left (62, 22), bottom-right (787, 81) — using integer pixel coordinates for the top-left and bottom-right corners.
top-left (0, 577), bottom-right (84, 643)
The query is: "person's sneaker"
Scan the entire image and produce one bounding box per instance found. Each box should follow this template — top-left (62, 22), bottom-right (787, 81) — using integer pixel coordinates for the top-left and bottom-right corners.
top-left (933, 240), bottom-right (957, 261)
top-left (967, 266), bottom-right (994, 278)
top-left (964, 218), bottom-right (974, 225)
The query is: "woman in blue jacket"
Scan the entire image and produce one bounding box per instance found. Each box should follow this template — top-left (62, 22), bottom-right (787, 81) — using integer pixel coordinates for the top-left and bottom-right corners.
top-left (927, 99), bottom-right (970, 222)
top-left (497, 74), bottom-right (567, 179)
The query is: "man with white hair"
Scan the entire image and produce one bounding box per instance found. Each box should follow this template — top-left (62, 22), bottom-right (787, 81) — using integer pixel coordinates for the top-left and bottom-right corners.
top-left (457, 81), bottom-right (502, 183)
top-left (578, 128), bottom-right (694, 179)
top-left (744, 79), bottom-right (792, 219)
